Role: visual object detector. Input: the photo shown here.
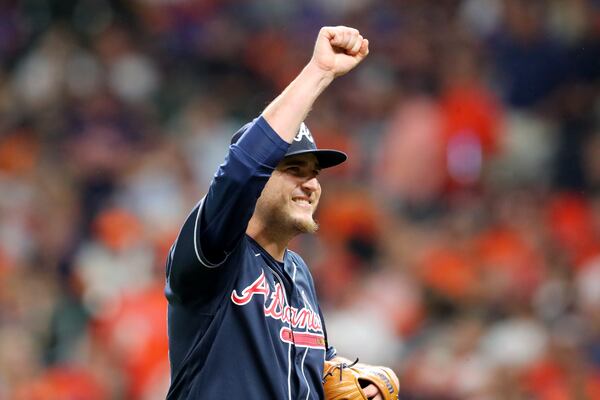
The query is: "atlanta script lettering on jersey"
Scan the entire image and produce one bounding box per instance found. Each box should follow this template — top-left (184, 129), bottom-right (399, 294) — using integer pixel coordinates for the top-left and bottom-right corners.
top-left (231, 271), bottom-right (325, 348)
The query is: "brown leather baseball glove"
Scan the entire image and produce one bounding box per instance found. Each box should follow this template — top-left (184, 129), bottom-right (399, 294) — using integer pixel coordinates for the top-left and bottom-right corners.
top-left (322, 358), bottom-right (399, 400)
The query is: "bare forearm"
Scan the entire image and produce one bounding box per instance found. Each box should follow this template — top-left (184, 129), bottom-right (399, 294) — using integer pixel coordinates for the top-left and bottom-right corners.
top-left (262, 63), bottom-right (333, 143)
top-left (261, 26), bottom-right (369, 144)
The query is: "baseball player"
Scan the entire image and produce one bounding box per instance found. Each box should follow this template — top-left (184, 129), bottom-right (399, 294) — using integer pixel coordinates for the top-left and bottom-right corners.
top-left (165, 26), bottom-right (398, 399)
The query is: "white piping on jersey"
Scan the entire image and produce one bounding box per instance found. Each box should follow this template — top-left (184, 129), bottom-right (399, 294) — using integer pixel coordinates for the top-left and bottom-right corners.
top-left (192, 196), bottom-right (228, 269)
top-left (168, 241), bottom-right (177, 261)
top-left (292, 260), bottom-right (314, 400)
top-left (300, 288), bottom-right (314, 400)
top-left (301, 345), bottom-right (311, 400)
top-left (289, 260), bottom-right (298, 400)
top-left (166, 240), bottom-right (177, 276)
top-left (287, 333), bottom-right (293, 400)
top-left (266, 264), bottom-right (293, 400)
top-left (269, 259), bottom-right (319, 400)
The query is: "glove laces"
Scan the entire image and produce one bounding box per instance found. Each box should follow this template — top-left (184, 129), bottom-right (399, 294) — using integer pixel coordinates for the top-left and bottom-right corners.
top-left (322, 358), bottom-right (360, 383)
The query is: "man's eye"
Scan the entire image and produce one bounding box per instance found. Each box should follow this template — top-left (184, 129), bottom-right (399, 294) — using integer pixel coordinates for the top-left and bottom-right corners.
top-left (287, 167), bottom-right (301, 174)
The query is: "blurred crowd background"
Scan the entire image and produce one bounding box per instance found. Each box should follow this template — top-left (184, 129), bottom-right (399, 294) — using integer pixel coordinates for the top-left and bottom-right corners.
top-left (1, 0), bottom-right (600, 399)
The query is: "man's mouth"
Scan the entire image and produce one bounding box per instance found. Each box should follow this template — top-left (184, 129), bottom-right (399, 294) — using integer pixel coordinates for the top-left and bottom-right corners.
top-left (292, 196), bottom-right (312, 208)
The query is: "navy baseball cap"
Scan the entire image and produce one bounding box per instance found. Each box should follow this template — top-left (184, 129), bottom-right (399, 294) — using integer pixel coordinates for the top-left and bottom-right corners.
top-left (231, 121), bottom-right (347, 169)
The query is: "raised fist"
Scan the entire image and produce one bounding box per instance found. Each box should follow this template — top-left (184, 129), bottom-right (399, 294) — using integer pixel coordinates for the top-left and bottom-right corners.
top-left (310, 26), bottom-right (369, 78)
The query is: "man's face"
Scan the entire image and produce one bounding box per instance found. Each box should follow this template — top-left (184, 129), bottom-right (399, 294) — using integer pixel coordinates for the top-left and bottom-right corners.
top-left (255, 154), bottom-right (322, 234)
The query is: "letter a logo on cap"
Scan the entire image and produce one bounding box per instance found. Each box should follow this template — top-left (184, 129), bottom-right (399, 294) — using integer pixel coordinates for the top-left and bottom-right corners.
top-left (294, 123), bottom-right (315, 144)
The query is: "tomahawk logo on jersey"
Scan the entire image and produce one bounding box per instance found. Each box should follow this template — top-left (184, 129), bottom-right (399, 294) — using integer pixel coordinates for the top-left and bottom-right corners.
top-left (165, 117), bottom-right (335, 400)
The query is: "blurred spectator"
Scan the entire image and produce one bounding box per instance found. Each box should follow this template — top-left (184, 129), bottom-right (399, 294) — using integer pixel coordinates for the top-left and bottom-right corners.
top-left (489, 0), bottom-right (568, 108)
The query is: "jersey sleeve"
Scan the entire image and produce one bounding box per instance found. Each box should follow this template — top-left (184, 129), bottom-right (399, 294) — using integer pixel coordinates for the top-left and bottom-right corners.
top-left (166, 116), bottom-right (289, 301)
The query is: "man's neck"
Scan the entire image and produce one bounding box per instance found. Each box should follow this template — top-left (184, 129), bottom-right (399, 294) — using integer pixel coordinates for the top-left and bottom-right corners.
top-left (246, 218), bottom-right (294, 262)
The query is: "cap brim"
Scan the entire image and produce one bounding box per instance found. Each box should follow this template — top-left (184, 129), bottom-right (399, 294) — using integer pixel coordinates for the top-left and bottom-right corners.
top-left (284, 149), bottom-right (347, 169)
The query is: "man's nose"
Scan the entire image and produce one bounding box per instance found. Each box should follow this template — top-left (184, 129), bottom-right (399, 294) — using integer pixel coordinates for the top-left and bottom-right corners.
top-left (302, 176), bottom-right (319, 192)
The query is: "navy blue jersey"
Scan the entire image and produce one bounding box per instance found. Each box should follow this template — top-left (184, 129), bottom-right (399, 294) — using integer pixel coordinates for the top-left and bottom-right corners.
top-left (165, 116), bottom-right (335, 399)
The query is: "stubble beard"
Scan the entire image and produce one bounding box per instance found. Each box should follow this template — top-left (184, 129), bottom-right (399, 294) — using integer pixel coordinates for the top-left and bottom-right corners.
top-left (267, 202), bottom-right (319, 236)
top-left (292, 213), bottom-right (319, 235)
